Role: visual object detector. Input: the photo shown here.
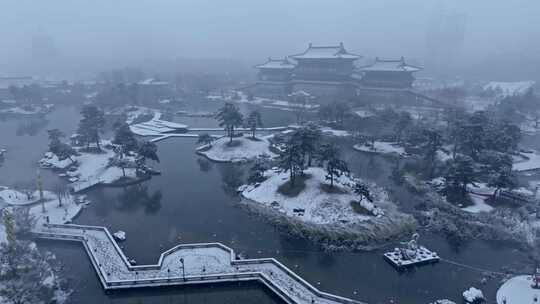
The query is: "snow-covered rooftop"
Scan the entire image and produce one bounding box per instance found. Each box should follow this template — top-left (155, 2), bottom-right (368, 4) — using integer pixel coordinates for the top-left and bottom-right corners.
top-left (483, 81), bottom-right (535, 97)
top-left (359, 57), bottom-right (422, 72)
top-left (255, 57), bottom-right (295, 69)
top-left (289, 43), bottom-right (361, 60)
top-left (137, 78), bottom-right (169, 86)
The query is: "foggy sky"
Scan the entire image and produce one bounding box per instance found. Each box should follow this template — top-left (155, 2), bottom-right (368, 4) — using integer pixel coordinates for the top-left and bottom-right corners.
top-left (1, 0), bottom-right (539, 80)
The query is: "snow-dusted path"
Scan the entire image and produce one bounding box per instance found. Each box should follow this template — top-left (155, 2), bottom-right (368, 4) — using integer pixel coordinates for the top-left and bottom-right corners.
top-left (34, 223), bottom-right (364, 304)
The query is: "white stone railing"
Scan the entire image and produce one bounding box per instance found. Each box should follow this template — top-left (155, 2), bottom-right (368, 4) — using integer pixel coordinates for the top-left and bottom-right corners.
top-left (34, 223), bottom-right (366, 304)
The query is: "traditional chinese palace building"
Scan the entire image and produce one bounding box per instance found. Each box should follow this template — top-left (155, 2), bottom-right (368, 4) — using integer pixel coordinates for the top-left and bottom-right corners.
top-left (288, 43), bottom-right (361, 98)
top-left (358, 57), bottom-right (421, 89)
top-left (252, 57), bottom-right (294, 97)
top-left (248, 43), bottom-right (424, 103)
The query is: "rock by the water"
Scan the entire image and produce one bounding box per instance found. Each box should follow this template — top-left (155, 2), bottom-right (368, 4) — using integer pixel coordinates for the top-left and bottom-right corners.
top-left (113, 231), bottom-right (126, 241)
top-left (429, 300), bottom-right (456, 304)
top-left (463, 287), bottom-right (484, 303)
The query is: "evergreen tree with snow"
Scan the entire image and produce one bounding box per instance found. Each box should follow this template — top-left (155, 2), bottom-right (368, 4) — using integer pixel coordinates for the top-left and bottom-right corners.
top-left (292, 123), bottom-right (322, 167)
top-left (197, 133), bottom-right (214, 147)
top-left (47, 128), bottom-right (64, 151)
top-left (353, 182), bottom-right (373, 203)
top-left (420, 129), bottom-right (443, 177)
top-left (112, 120), bottom-right (138, 155)
top-left (444, 155), bottom-right (477, 197)
top-left (136, 141), bottom-right (159, 174)
top-left (245, 110), bottom-right (263, 139)
top-left (215, 103), bottom-right (244, 143)
top-left (47, 128), bottom-right (77, 162)
top-left (77, 105), bottom-right (106, 150)
top-left (487, 163), bottom-right (517, 196)
top-left (318, 142), bottom-right (349, 188)
top-left (248, 159), bottom-right (269, 184)
top-left (277, 137), bottom-right (304, 186)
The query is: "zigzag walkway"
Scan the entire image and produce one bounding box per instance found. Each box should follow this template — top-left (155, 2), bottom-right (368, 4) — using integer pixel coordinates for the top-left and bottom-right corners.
top-left (34, 223), bottom-right (365, 304)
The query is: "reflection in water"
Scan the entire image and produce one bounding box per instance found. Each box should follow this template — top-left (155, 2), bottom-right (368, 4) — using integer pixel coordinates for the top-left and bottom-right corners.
top-left (218, 163), bottom-right (245, 197)
top-left (197, 157), bottom-right (213, 172)
top-left (365, 154), bottom-right (383, 180)
top-left (116, 184), bottom-right (163, 214)
top-left (15, 117), bottom-right (49, 136)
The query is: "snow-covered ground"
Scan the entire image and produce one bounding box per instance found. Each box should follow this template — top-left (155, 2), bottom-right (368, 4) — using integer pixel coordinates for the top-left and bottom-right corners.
top-left (213, 92), bottom-right (320, 111)
top-left (462, 96), bottom-right (496, 112)
top-left (354, 109), bottom-right (375, 118)
top-left (513, 151), bottom-right (540, 171)
top-left (483, 81), bottom-right (535, 98)
top-left (0, 187), bottom-right (84, 244)
top-left (29, 195), bottom-right (83, 226)
top-left (197, 135), bottom-right (276, 162)
top-left (0, 104), bottom-right (53, 115)
top-left (496, 275), bottom-right (540, 304)
top-left (40, 142), bottom-right (137, 187)
top-left (107, 106), bottom-right (160, 124)
top-left (320, 127), bottom-right (350, 137)
top-left (429, 300), bottom-right (456, 304)
top-left (1, 187), bottom-right (83, 226)
top-left (353, 141), bottom-right (406, 156)
top-left (0, 187), bottom-right (57, 206)
top-left (130, 118), bottom-right (188, 136)
top-left (461, 193), bottom-right (494, 213)
top-left (436, 149), bottom-right (453, 162)
top-left (241, 167), bottom-right (386, 225)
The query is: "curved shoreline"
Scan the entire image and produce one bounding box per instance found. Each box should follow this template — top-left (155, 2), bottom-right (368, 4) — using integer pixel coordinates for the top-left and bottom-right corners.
top-left (238, 196), bottom-right (417, 251)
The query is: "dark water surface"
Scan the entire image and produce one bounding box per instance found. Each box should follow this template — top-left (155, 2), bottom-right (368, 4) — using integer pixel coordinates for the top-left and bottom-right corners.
top-left (0, 106), bottom-right (528, 304)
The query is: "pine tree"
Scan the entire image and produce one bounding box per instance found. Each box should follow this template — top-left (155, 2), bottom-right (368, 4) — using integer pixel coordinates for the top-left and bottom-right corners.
top-left (319, 142), bottom-right (349, 188)
top-left (444, 155), bottom-right (477, 196)
top-left (215, 103), bottom-right (244, 143)
top-left (197, 133), bottom-right (214, 147)
top-left (293, 123), bottom-right (322, 167)
top-left (136, 141), bottom-right (159, 174)
top-left (421, 129), bottom-right (443, 177)
top-left (112, 120), bottom-right (138, 154)
top-left (77, 105), bottom-right (105, 150)
top-left (353, 182), bottom-right (373, 202)
top-left (277, 137), bottom-right (304, 186)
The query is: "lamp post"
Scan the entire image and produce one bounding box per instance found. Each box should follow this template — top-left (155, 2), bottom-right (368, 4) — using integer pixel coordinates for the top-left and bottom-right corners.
top-left (179, 258), bottom-right (185, 281)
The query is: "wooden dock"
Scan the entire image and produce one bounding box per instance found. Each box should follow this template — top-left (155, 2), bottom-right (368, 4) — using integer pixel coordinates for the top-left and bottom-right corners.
top-left (34, 223), bottom-right (365, 304)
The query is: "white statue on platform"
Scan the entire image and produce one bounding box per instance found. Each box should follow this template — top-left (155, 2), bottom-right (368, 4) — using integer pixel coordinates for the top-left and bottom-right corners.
top-left (399, 233), bottom-right (420, 260)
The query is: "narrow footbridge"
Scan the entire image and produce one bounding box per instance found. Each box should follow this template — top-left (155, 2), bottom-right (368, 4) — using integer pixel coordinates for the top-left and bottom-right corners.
top-left (34, 223), bottom-right (365, 304)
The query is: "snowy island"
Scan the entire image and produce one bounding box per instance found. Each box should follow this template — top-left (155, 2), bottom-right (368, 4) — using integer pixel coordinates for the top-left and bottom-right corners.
top-left (353, 141), bottom-right (406, 157)
top-left (197, 135), bottom-right (277, 163)
top-left (497, 275), bottom-right (540, 304)
top-left (239, 167), bottom-right (416, 250)
top-left (39, 141), bottom-right (140, 191)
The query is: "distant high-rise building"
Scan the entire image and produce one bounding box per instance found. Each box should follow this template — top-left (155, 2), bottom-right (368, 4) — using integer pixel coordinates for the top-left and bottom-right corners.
top-left (31, 33), bottom-right (58, 62)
